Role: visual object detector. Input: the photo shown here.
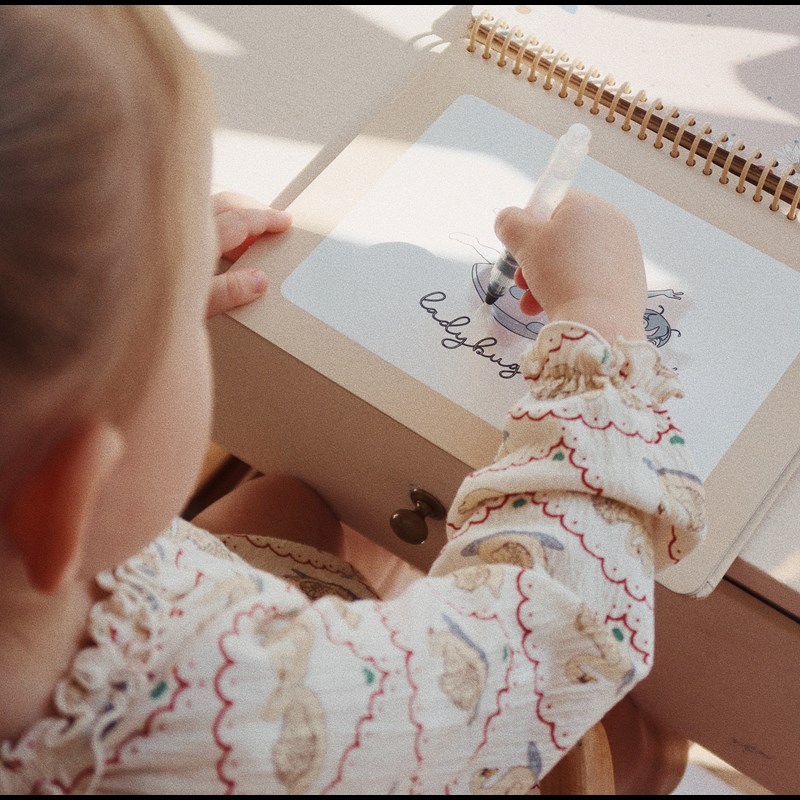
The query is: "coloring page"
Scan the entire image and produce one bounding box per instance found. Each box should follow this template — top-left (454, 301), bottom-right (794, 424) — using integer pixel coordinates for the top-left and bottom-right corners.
top-left (283, 94), bottom-right (800, 479)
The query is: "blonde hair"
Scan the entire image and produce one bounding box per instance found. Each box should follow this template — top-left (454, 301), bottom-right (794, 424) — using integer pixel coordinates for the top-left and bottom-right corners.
top-left (0, 6), bottom-right (211, 492)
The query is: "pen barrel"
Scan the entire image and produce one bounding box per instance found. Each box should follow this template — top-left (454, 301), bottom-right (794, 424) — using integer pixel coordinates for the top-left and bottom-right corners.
top-left (525, 125), bottom-right (590, 221)
top-left (525, 172), bottom-right (575, 222)
top-left (484, 124), bottom-right (590, 305)
top-left (491, 251), bottom-right (518, 280)
top-left (485, 251), bottom-right (518, 303)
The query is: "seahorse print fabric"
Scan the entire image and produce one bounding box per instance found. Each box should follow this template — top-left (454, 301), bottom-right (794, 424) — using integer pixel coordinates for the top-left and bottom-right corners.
top-left (0, 322), bottom-right (706, 794)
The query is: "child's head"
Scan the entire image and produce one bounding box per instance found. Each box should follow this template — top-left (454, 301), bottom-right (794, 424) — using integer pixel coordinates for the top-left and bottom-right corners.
top-left (0, 6), bottom-right (217, 592)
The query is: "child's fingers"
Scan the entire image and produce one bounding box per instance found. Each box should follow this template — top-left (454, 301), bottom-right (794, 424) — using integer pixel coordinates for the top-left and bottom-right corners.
top-left (518, 291), bottom-right (543, 317)
top-left (216, 207), bottom-right (292, 259)
top-left (514, 263), bottom-right (543, 316)
top-left (206, 269), bottom-right (268, 319)
top-left (494, 206), bottom-right (544, 262)
top-left (212, 190), bottom-right (271, 214)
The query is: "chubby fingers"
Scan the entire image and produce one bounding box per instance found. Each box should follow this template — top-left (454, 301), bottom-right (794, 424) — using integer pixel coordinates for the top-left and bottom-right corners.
top-left (213, 191), bottom-right (292, 261)
top-left (513, 268), bottom-right (543, 316)
top-left (206, 268), bottom-right (268, 319)
top-left (494, 206), bottom-right (543, 260)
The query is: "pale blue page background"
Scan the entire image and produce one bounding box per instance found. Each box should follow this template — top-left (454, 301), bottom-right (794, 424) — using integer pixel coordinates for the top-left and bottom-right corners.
top-left (282, 94), bottom-right (800, 480)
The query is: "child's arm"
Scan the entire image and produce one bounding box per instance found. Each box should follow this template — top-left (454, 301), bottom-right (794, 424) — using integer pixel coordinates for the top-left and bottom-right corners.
top-left (84, 193), bottom-right (705, 794)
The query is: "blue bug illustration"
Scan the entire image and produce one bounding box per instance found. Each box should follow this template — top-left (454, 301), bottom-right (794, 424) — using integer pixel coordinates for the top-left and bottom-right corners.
top-left (452, 233), bottom-right (685, 348)
top-left (644, 290), bottom-right (683, 348)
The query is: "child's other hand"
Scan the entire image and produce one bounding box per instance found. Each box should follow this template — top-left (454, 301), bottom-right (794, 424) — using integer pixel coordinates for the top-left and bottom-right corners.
top-left (495, 191), bottom-right (647, 342)
top-left (206, 192), bottom-right (292, 319)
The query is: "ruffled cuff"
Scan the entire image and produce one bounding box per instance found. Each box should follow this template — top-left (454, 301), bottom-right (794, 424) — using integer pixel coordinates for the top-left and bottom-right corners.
top-left (521, 322), bottom-right (683, 408)
top-left (447, 321), bottom-right (706, 578)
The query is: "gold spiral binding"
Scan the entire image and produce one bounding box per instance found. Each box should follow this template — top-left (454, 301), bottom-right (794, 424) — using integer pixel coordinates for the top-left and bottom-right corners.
top-left (686, 125), bottom-right (712, 167)
top-left (606, 83), bottom-right (631, 123)
top-left (787, 185), bottom-right (800, 221)
top-left (703, 133), bottom-right (730, 175)
top-left (528, 41), bottom-right (553, 83)
top-left (720, 141), bottom-right (746, 184)
top-left (621, 89), bottom-right (647, 131)
top-left (512, 33), bottom-right (538, 75)
top-left (468, 12), bottom-right (800, 218)
top-left (654, 108), bottom-right (679, 149)
top-left (753, 159), bottom-right (778, 202)
top-left (468, 10), bottom-right (493, 52)
top-left (737, 151), bottom-right (762, 193)
top-left (497, 26), bottom-right (520, 68)
top-left (770, 167), bottom-right (796, 212)
top-left (637, 99), bottom-right (663, 141)
top-left (482, 18), bottom-right (503, 59)
top-left (559, 59), bottom-right (584, 98)
top-left (543, 50), bottom-right (568, 90)
top-left (574, 65), bottom-right (599, 107)
top-left (670, 116), bottom-right (696, 158)
top-left (590, 74), bottom-right (616, 115)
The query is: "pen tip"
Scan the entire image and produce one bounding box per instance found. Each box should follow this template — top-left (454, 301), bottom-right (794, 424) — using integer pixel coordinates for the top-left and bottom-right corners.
top-left (484, 292), bottom-right (500, 306)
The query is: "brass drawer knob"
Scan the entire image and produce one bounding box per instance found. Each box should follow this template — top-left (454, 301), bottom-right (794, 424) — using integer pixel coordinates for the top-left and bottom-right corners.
top-left (390, 488), bottom-right (447, 545)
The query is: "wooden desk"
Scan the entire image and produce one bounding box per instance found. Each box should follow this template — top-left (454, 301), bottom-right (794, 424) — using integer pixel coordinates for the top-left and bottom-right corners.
top-left (172, 6), bottom-right (800, 792)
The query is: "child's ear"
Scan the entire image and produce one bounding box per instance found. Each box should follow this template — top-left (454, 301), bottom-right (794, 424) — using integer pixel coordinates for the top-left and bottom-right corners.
top-left (2, 421), bottom-right (124, 594)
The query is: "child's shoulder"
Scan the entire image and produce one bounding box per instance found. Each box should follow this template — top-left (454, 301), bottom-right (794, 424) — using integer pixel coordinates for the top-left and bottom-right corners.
top-left (0, 520), bottom-right (300, 793)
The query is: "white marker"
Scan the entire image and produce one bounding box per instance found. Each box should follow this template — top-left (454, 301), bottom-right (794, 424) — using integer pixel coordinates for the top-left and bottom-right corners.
top-left (484, 123), bottom-right (591, 305)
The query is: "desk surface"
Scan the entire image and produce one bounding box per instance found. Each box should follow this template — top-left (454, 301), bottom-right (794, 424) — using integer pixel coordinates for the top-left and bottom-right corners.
top-left (170, 2), bottom-right (800, 616)
top-left (170, 5), bottom-right (799, 791)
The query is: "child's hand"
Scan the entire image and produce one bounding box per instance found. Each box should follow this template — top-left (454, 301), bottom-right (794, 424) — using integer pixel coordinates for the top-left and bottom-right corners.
top-left (207, 192), bottom-right (292, 319)
top-left (495, 191), bottom-right (647, 342)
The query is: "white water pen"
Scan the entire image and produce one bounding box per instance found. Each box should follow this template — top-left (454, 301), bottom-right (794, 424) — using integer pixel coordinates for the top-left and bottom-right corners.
top-left (484, 123), bottom-right (592, 306)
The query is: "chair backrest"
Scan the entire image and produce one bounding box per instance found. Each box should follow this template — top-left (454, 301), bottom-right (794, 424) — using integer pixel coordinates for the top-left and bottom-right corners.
top-left (539, 721), bottom-right (615, 795)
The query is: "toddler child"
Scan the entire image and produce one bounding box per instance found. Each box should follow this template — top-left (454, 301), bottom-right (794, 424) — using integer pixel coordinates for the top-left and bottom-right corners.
top-left (0, 6), bottom-right (705, 794)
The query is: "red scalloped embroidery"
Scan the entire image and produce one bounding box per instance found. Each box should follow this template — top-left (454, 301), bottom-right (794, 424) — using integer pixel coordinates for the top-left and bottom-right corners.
top-left (666, 525), bottom-right (682, 564)
top-left (529, 494), bottom-right (653, 608)
top-left (318, 608), bottom-right (390, 792)
top-left (605, 613), bottom-right (651, 665)
top-left (514, 570), bottom-right (568, 752)
top-left (376, 606), bottom-right (424, 782)
top-left (213, 603), bottom-right (282, 794)
top-left (509, 408), bottom-right (678, 445)
top-left (105, 665), bottom-right (191, 768)
top-left (477, 437), bottom-right (603, 494)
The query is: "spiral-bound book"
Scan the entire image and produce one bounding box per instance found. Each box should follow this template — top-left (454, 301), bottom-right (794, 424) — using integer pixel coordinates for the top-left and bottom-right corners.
top-left (231, 8), bottom-right (800, 597)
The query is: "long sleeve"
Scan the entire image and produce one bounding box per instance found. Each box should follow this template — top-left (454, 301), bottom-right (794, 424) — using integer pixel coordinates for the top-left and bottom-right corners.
top-left (0, 323), bottom-right (706, 795)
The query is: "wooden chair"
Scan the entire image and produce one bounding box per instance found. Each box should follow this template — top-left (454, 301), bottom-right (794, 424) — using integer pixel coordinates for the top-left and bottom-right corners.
top-left (540, 721), bottom-right (615, 795)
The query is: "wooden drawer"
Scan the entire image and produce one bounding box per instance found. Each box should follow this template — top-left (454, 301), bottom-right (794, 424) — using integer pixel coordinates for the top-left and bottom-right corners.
top-left (209, 313), bottom-right (472, 572)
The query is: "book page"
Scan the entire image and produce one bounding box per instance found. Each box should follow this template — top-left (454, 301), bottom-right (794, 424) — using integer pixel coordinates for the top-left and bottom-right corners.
top-left (282, 94), bottom-right (800, 481)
